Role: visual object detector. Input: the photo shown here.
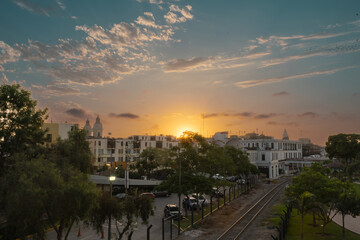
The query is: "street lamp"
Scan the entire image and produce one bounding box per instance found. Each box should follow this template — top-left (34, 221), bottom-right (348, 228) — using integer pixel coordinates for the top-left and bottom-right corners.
top-left (106, 162), bottom-right (116, 240)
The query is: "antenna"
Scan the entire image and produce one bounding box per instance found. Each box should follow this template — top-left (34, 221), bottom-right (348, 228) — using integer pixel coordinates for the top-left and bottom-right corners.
top-left (202, 113), bottom-right (205, 137)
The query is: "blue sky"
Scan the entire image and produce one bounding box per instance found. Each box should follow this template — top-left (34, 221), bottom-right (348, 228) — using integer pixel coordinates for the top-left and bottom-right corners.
top-left (1, 0), bottom-right (360, 145)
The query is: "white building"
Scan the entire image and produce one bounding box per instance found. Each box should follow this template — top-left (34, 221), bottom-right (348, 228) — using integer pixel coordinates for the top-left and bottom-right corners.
top-left (42, 122), bottom-right (78, 145)
top-left (84, 117), bottom-right (178, 167)
top-left (211, 129), bottom-right (302, 179)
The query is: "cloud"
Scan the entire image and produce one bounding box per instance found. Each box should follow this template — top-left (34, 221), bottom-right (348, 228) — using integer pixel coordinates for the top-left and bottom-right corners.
top-left (0, 73), bottom-right (9, 84)
top-left (12, 0), bottom-right (67, 16)
top-left (31, 84), bottom-right (87, 96)
top-left (164, 5), bottom-right (193, 24)
top-left (65, 108), bottom-right (88, 119)
top-left (162, 55), bottom-right (253, 73)
top-left (254, 113), bottom-right (279, 119)
top-left (136, 0), bottom-right (163, 4)
top-left (135, 12), bottom-right (162, 28)
top-left (0, 41), bottom-right (20, 65)
top-left (272, 91), bottom-right (289, 97)
top-left (164, 57), bottom-right (210, 72)
top-left (2, 9), bottom-right (185, 86)
top-left (109, 113), bottom-right (140, 119)
top-left (235, 66), bottom-right (353, 88)
top-left (203, 112), bottom-right (262, 119)
top-left (268, 121), bottom-right (298, 127)
top-left (297, 112), bottom-right (319, 119)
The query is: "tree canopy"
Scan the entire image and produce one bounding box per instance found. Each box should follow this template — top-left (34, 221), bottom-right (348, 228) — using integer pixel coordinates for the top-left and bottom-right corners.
top-left (0, 84), bottom-right (47, 175)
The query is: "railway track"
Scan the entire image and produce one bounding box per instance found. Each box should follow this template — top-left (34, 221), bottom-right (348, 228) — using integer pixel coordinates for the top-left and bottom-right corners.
top-left (216, 179), bottom-right (289, 240)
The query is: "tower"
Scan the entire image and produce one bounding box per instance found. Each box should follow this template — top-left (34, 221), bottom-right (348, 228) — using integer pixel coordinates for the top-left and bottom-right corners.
top-left (93, 115), bottom-right (103, 138)
top-left (84, 119), bottom-right (92, 137)
top-left (282, 129), bottom-right (289, 140)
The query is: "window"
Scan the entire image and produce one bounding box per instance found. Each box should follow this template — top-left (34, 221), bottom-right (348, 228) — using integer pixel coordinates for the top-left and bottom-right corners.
top-left (121, 141), bottom-right (123, 146)
top-left (125, 142), bottom-right (128, 147)
top-left (145, 142), bottom-right (148, 147)
top-left (262, 154), bottom-right (265, 161)
top-left (98, 141), bottom-right (101, 146)
top-left (118, 149), bottom-right (123, 154)
top-left (99, 149), bottom-right (103, 154)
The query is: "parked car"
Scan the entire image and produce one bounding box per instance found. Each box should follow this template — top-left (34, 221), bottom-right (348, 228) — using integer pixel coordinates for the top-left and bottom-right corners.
top-left (164, 204), bottom-right (183, 219)
top-left (226, 176), bottom-right (237, 182)
top-left (191, 193), bottom-right (208, 206)
top-left (212, 174), bottom-right (224, 180)
top-left (152, 190), bottom-right (170, 197)
top-left (182, 197), bottom-right (198, 210)
top-left (140, 192), bottom-right (155, 199)
top-left (115, 193), bottom-right (127, 199)
top-left (212, 188), bottom-right (224, 198)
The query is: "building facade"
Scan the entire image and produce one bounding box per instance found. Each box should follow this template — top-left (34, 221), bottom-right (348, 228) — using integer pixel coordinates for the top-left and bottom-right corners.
top-left (211, 130), bottom-right (302, 179)
top-left (84, 117), bottom-right (179, 167)
top-left (42, 122), bottom-right (78, 145)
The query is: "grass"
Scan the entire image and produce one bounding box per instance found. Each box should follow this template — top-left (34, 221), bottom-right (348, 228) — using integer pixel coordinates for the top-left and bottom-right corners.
top-left (268, 204), bottom-right (287, 227)
top-left (286, 211), bottom-right (360, 240)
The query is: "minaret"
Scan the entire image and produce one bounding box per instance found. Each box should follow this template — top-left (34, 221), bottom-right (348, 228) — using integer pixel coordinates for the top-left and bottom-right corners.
top-left (92, 115), bottom-right (103, 138)
top-left (282, 129), bottom-right (289, 140)
top-left (84, 119), bottom-right (92, 137)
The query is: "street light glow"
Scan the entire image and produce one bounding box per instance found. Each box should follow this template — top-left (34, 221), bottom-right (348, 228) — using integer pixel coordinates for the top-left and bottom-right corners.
top-left (109, 176), bottom-right (116, 181)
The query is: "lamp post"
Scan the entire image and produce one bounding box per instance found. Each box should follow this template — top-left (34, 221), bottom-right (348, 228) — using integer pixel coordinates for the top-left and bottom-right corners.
top-left (107, 158), bottom-right (116, 240)
top-left (178, 154), bottom-right (181, 235)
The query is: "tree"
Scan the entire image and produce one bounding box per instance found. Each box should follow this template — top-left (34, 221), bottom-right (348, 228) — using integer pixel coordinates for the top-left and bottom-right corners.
top-left (334, 182), bottom-right (360, 240)
top-left (286, 164), bottom-right (342, 235)
top-left (286, 189), bottom-right (314, 240)
top-left (0, 84), bottom-right (47, 175)
top-left (0, 157), bottom-right (98, 240)
top-left (89, 192), bottom-right (154, 240)
top-left (326, 134), bottom-right (360, 178)
top-left (48, 128), bottom-right (93, 174)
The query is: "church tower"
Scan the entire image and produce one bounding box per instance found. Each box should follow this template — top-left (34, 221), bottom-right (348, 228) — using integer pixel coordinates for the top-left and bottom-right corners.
top-left (282, 129), bottom-right (289, 140)
top-left (84, 119), bottom-right (92, 137)
top-left (93, 115), bottom-right (103, 138)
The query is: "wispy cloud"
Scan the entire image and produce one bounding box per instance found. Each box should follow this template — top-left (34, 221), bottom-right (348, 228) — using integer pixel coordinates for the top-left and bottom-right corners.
top-left (136, 0), bottom-right (163, 4)
top-left (162, 55), bottom-right (253, 73)
top-left (0, 73), bottom-right (9, 84)
top-left (235, 66), bottom-right (353, 88)
top-left (268, 121), bottom-right (298, 127)
top-left (272, 91), bottom-right (289, 97)
top-left (31, 84), bottom-right (87, 97)
top-left (109, 113), bottom-right (140, 119)
top-left (202, 112), bottom-right (280, 120)
top-left (297, 112), bottom-right (319, 119)
top-left (164, 57), bottom-right (210, 72)
top-left (12, 0), bottom-right (68, 17)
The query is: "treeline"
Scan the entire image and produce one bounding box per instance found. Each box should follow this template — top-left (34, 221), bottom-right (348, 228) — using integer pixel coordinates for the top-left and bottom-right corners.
top-left (285, 133), bottom-right (360, 240)
top-left (128, 131), bottom-right (259, 199)
top-left (0, 84), bottom-right (153, 240)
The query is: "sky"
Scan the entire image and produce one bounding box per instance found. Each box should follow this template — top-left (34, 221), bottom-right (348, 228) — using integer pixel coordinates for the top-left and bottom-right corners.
top-left (1, 0), bottom-right (360, 145)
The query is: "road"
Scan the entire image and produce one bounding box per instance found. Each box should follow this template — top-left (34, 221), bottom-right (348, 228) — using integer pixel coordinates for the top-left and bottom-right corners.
top-left (45, 193), bottom-right (192, 240)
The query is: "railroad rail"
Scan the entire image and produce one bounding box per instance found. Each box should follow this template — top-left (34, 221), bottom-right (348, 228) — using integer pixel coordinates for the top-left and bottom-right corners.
top-left (217, 179), bottom-right (289, 240)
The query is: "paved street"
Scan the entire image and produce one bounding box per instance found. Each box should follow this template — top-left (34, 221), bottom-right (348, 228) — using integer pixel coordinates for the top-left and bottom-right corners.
top-left (45, 193), bottom-right (191, 240)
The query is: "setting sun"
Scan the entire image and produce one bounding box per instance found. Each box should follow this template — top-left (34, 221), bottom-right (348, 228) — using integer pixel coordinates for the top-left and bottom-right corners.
top-left (176, 127), bottom-right (198, 138)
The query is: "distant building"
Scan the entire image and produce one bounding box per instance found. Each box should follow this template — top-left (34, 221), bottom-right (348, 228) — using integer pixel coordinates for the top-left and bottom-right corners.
top-left (83, 117), bottom-right (178, 167)
top-left (211, 130), bottom-right (302, 179)
top-left (43, 122), bottom-right (78, 145)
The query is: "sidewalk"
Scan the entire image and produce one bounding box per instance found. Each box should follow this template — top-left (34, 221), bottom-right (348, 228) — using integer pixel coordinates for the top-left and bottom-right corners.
top-left (332, 212), bottom-right (360, 235)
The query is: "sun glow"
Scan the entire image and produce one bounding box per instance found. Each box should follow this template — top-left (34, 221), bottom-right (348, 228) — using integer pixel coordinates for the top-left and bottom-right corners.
top-left (176, 126), bottom-right (197, 138)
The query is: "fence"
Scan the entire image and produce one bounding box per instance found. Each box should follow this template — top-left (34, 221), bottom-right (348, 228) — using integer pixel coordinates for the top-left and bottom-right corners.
top-left (270, 206), bottom-right (292, 240)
